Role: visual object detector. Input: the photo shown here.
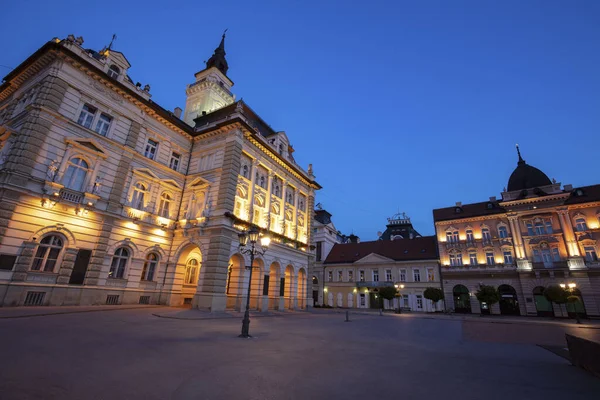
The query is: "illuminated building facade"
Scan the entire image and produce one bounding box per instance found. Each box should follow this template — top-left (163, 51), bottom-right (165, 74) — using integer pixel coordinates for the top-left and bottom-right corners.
top-left (320, 213), bottom-right (442, 311)
top-left (434, 148), bottom-right (600, 317)
top-left (0, 34), bottom-right (319, 310)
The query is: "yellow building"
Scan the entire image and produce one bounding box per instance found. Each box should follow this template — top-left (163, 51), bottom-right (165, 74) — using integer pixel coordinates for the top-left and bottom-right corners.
top-left (433, 148), bottom-right (600, 317)
top-left (0, 34), bottom-right (319, 310)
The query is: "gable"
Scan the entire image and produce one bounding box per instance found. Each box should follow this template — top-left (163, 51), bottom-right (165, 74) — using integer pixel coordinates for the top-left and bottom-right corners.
top-left (354, 253), bottom-right (395, 264)
top-left (65, 138), bottom-right (108, 158)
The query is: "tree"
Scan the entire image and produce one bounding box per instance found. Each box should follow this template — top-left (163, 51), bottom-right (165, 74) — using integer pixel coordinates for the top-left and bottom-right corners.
top-left (544, 285), bottom-right (568, 317)
top-left (567, 295), bottom-right (582, 324)
top-left (378, 286), bottom-right (398, 310)
top-left (475, 285), bottom-right (500, 314)
top-left (423, 287), bottom-right (444, 312)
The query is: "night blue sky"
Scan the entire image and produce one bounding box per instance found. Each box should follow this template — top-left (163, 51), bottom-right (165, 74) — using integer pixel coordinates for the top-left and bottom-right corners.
top-left (2, 1), bottom-right (599, 240)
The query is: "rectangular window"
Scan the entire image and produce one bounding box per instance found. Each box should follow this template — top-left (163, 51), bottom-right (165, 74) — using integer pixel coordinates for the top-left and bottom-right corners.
top-left (533, 249), bottom-right (542, 263)
top-left (416, 295), bottom-right (423, 309)
top-left (576, 218), bottom-right (588, 232)
top-left (585, 246), bottom-right (598, 262)
top-left (503, 251), bottom-right (513, 264)
top-left (469, 252), bottom-right (477, 265)
top-left (427, 268), bottom-right (434, 282)
top-left (385, 269), bottom-right (392, 282)
top-left (486, 252), bottom-right (495, 265)
top-left (498, 226), bottom-right (508, 238)
top-left (348, 270), bottom-right (354, 282)
top-left (337, 270), bottom-right (343, 282)
top-left (399, 269), bottom-right (406, 282)
top-left (316, 242), bottom-right (323, 261)
top-left (466, 230), bottom-right (474, 242)
top-left (77, 104), bottom-right (96, 129)
top-left (372, 270), bottom-right (379, 282)
top-left (327, 271), bottom-right (332, 282)
top-left (552, 248), bottom-right (561, 262)
top-left (169, 152), bottom-right (181, 171)
top-left (144, 139), bottom-right (158, 160)
top-left (94, 113), bottom-right (112, 136)
top-left (545, 221), bottom-right (553, 234)
top-left (526, 222), bottom-right (534, 236)
top-left (535, 223), bottom-right (545, 235)
top-left (360, 294), bottom-right (366, 306)
top-left (402, 294), bottom-right (409, 308)
top-left (359, 270), bottom-right (365, 282)
top-left (413, 269), bottom-right (420, 282)
top-left (482, 229), bottom-right (491, 241)
top-left (450, 253), bottom-right (463, 267)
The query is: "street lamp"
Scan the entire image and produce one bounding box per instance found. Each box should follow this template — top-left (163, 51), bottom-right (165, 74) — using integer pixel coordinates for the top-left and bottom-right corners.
top-left (237, 227), bottom-right (270, 338)
top-left (561, 282), bottom-right (581, 324)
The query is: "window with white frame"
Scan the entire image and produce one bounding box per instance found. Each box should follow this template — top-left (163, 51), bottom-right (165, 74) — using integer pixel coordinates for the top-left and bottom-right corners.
top-left (482, 228), bottom-right (491, 241)
top-left (31, 235), bottom-right (63, 272)
top-left (109, 247), bottom-right (129, 279)
top-left (359, 270), bottom-right (365, 282)
top-left (503, 250), bottom-right (513, 264)
top-left (534, 221), bottom-right (545, 235)
top-left (372, 270), bottom-right (379, 282)
top-left (402, 294), bottom-right (409, 308)
top-left (348, 270), bottom-right (354, 282)
top-left (77, 104), bottom-right (97, 129)
top-left (94, 113), bottom-right (112, 136)
top-left (399, 269), bottom-right (406, 282)
top-left (327, 271), bottom-right (333, 282)
top-left (184, 259), bottom-right (199, 284)
top-left (359, 293), bottom-right (366, 306)
top-left (575, 217), bottom-right (588, 232)
top-left (416, 295), bottom-right (423, 309)
top-left (144, 139), bottom-right (158, 160)
top-left (449, 252), bottom-right (463, 267)
top-left (385, 269), bottom-right (392, 282)
top-left (169, 152), bottom-right (181, 171)
top-left (158, 192), bottom-right (172, 218)
top-left (337, 270), bottom-right (343, 282)
top-left (427, 268), bottom-right (435, 282)
top-left (141, 253), bottom-right (158, 281)
top-left (62, 157), bottom-right (89, 192)
top-left (486, 252), bottom-right (495, 265)
top-left (446, 230), bottom-right (459, 243)
top-left (413, 269), bottom-right (420, 282)
top-left (526, 222), bottom-right (535, 236)
top-left (498, 226), bottom-right (508, 238)
top-left (107, 64), bottom-right (120, 79)
top-left (469, 252), bottom-right (478, 265)
top-left (466, 229), bottom-right (474, 242)
top-left (131, 182), bottom-right (148, 210)
top-left (584, 246), bottom-right (598, 262)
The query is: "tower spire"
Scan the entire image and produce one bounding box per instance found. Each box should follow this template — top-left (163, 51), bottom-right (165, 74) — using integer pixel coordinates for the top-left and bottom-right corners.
top-left (516, 143), bottom-right (525, 165)
top-left (205, 29), bottom-right (229, 75)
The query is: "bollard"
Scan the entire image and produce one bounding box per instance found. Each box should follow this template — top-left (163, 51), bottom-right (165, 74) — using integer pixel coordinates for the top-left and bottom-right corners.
top-left (345, 310), bottom-right (350, 322)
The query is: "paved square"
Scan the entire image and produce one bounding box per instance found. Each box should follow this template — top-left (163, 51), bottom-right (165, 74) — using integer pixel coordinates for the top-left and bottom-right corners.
top-left (0, 308), bottom-right (599, 400)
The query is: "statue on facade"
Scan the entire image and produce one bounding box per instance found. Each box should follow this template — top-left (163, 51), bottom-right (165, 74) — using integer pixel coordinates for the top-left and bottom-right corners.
top-left (47, 159), bottom-right (59, 181)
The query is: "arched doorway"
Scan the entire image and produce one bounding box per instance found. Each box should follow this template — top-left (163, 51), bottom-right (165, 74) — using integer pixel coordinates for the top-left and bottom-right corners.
top-left (453, 285), bottom-right (471, 313)
top-left (297, 268), bottom-right (307, 309)
top-left (249, 258), bottom-right (264, 310)
top-left (268, 262), bottom-right (281, 310)
top-left (284, 265), bottom-right (295, 309)
top-left (226, 254), bottom-right (246, 310)
top-left (498, 284), bottom-right (520, 315)
top-left (533, 286), bottom-right (554, 317)
top-left (173, 243), bottom-right (203, 306)
top-left (565, 288), bottom-right (587, 319)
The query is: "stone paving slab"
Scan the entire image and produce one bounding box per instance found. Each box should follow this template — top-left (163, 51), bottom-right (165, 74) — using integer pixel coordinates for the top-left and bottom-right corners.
top-left (0, 304), bottom-right (161, 319)
top-left (152, 308), bottom-right (305, 320)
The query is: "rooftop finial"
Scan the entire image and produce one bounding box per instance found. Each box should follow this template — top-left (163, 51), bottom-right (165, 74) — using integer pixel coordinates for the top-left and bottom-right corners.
top-left (107, 34), bottom-right (117, 51)
top-left (516, 143), bottom-right (525, 165)
top-left (206, 30), bottom-right (229, 75)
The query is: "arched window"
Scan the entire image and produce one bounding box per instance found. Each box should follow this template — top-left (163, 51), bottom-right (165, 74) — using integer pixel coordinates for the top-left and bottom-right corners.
top-left (184, 259), bottom-right (199, 284)
top-left (131, 183), bottom-right (147, 210)
top-left (63, 157), bottom-right (89, 191)
top-left (109, 247), bottom-right (129, 279)
top-left (575, 217), bottom-right (588, 232)
top-left (107, 64), bottom-right (120, 79)
top-left (158, 193), bottom-right (172, 218)
top-left (498, 226), bottom-right (508, 239)
top-left (31, 235), bottom-right (63, 272)
top-left (141, 253), bottom-right (159, 281)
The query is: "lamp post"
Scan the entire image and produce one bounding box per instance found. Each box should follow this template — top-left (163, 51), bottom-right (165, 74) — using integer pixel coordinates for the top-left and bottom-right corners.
top-left (237, 227), bottom-right (270, 338)
top-left (560, 282), bottom-right (581, 324)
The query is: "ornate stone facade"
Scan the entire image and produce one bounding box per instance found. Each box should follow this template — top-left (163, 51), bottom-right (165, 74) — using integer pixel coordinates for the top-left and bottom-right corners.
top-left (0, 34), bottom-right (319, 310)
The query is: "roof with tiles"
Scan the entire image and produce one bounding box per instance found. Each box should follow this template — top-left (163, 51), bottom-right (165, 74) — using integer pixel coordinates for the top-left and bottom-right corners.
top-left (433, 201), bottom-right (506, 222)
top-left (323, 236), bottom-right (438, 264)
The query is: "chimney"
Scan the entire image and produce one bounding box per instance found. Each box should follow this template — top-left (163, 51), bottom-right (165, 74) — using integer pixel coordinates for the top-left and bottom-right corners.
top-left (564, 184), bottom-right (573, 191)
top-left (489, 196), bottom-right (496, 202)
top-left (174, 107), bottom-right (182, 118)
top-left (455, 202), bottom-right (462, 207)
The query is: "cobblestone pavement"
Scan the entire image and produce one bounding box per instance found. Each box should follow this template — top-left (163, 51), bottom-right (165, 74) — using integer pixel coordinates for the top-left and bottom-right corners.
top-left (0, 307), bottom-right (598, 400)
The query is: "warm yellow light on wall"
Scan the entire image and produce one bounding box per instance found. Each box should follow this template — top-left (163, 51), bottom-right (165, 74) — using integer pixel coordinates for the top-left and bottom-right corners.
top-left (590, 222), bottom-right (599, 230)
top-left (474, 234), bottom-right (482, 240)
top-left (495, 258), bottom-right (504, 264)
top-left (125, 221), bottom-right (140, 230)
top-left (459, 235), bottom-right (466, 241)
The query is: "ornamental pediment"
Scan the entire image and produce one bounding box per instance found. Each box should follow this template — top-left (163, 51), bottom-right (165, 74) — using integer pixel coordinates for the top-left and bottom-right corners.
top-left (354, 253), bottom-right (395, 264)
top-left (65, 138), bottom-right (108, 158)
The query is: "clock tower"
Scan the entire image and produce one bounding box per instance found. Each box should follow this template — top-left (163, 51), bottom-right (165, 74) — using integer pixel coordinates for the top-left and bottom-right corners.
top-left (183, 32), bottom-right (235, 126)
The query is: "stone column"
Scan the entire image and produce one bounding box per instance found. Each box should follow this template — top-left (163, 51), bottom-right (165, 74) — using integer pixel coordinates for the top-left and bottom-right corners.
top-left (247, 160), bottom-right (258, 222)
top-left (280, 180), bottom-right (288, 235)
top-left (507, 215), bottom-right (524, 259)
top-left (558, 209), bottom-right (580, 257)
top-left (56, 247), bottom-right (79, 284)
top-left (265, 171), bottom-right (274, 230)
top-left (84, 218), bottom-right (114, 286)
top-left (293, 189), bottom-right (299, 241)
top-left (11, 241), bottom-right (38, 281)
